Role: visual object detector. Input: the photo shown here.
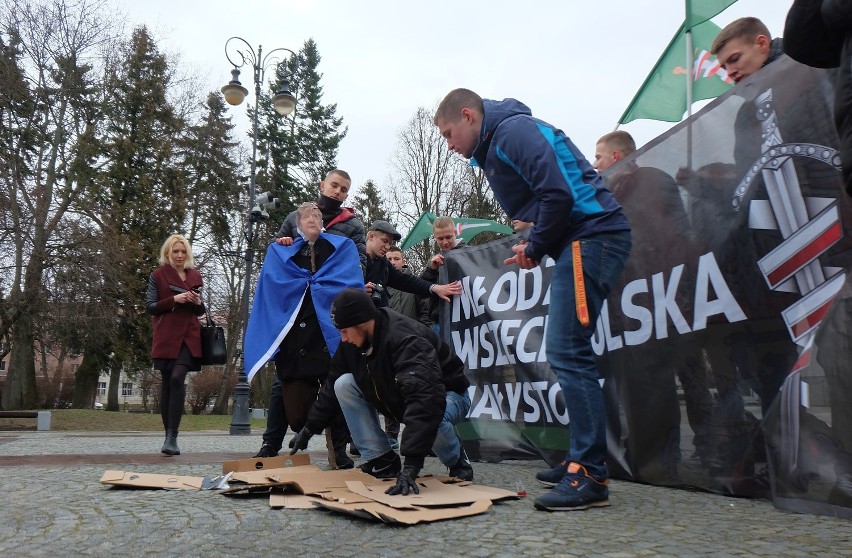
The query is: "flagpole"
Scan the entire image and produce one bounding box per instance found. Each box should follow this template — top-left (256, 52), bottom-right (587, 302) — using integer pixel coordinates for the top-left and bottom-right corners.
top-left (686, 29), bottom-right (694, 171)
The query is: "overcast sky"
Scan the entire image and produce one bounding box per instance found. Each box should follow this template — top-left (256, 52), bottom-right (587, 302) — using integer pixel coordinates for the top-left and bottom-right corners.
top-left (117, 0), bottom-right (788, 199)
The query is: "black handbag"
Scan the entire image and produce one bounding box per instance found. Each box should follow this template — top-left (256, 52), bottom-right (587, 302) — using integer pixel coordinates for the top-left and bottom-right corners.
top-left (200, 314), bottom-right (227, 365)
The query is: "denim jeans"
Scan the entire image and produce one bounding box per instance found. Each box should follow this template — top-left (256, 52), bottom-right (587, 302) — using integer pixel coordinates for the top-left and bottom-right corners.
top-left (548, 230), bottom-right (631, 480)
top-left (333, 373), bottom-right (471, 466)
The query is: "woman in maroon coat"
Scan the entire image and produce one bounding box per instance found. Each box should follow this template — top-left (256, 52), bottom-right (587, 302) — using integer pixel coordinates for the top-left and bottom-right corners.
top-left (146, 234), bottom-right (204, 455)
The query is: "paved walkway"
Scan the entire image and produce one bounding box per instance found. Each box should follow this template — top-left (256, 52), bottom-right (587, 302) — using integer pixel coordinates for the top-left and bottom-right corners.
top-left (1, 430), bottom-right (851, 557)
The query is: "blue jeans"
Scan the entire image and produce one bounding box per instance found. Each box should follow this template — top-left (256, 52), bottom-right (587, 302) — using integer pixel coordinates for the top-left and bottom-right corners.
top-left (548, 231), bottom-right (631, 480)
top-left (333, 373), bottom-right (471, 466)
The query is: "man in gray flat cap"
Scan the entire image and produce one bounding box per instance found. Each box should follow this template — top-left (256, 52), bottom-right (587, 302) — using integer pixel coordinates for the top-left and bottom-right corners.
top-left (362, 219), bottom-right (461, 308)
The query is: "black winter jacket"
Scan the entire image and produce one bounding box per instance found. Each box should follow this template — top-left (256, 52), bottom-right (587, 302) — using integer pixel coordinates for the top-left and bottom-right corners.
top-left (304, 309), bottom-right (469, 469)
top-left (784, 0), bottom-right (852, 196)
top-left (418, 240), bottom-right (467, 326)
top-left (365, 255), bottom-right (434, 308)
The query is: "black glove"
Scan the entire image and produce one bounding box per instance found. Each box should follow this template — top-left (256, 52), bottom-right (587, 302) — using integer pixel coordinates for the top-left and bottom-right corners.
top-left (289, 427), bottom-right (313, 455)
top-left (385, 466), bottom-right (420, 496)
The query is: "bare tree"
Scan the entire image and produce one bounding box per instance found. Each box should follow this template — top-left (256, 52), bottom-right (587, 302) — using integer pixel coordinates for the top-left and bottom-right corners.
top-left (386, 106), bottom-right (506, 269)
top-left (0, 0), bottom-right (118, 410)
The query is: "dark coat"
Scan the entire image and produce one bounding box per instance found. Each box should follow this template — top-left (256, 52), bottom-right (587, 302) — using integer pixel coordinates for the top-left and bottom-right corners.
top-left (146, 265), bottom-right (205, 359)
top-left (275, 237), bottom-right (335, 380)
top-left (418, 240), bottom-right (467, 326)
top-left (305, 309), bottom-right (470, 467)
top-left (784, 0), bottom-right (852, 196)
top-left (387, 266), bottom-right (428, 322)
top-left (364, 255), bottom-right (434, 308)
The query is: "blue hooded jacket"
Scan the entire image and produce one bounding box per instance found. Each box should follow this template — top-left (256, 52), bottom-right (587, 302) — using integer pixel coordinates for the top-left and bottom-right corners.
top-left (471, 98), bottom-right (630, 261)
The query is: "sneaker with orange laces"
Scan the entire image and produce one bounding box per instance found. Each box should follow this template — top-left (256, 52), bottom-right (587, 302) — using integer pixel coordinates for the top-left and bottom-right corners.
top-left (533, 462), bottom-right (610, 511)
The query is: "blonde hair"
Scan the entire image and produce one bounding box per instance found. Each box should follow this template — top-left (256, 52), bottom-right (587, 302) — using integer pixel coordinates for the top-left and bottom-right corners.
top-left (159, 234), bottom-right (195, 268)
top-left (432, 215), bottom-right (456, 233)
top-left (597, 130), bottom-right (636, 158)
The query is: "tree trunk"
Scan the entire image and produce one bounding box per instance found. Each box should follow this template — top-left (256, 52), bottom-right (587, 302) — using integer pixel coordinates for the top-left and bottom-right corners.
top-left (2, 313), bottom-right (38, 410)
top-left (107, 361), bottom-right (121, 411)
top-left (71, 351), bottom-right (105, 409)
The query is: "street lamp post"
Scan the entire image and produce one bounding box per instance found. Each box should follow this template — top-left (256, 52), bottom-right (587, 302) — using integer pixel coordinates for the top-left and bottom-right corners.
top-left (221, 37), bottom-right (297, 435)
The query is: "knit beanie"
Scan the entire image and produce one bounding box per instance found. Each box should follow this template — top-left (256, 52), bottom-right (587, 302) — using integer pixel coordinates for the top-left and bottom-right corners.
top-left (331, 288), bottom-right (379, 329)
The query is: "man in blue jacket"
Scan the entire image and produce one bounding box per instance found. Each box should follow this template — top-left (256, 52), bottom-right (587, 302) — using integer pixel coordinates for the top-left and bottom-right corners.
top-left (434, 89), bottom-right (631, 511)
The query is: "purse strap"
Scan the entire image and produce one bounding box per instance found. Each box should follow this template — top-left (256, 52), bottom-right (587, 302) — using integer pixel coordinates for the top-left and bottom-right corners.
top-left (206, 313), bottom-right (216, 327)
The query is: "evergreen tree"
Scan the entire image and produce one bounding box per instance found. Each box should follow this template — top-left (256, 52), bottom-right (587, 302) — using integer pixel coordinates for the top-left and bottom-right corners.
top-left (254, 38), bottom-right (347, 232)
top-left (79, 26), bottom-right (184, 410)
top-left (179, 91), bottom-right (242, 248)
top-left (352, 179), bottom-right (391, 228)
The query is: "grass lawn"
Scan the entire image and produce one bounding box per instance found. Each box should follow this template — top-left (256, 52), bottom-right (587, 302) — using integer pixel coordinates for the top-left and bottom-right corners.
top-left (0, 409), bottom-right (268, 432)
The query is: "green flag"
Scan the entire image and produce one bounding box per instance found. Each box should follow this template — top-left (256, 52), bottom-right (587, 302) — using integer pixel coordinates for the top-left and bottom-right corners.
top-left (685, 0), bottom-right (738, 30)
top-left (400, 212), bottom-right (513, 251)
top-left (618, 19), bottom-right (733, 125)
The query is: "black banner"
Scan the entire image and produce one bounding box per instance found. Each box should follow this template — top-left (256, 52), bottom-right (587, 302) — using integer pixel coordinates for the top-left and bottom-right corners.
top-left (443, 55), bottom-right (852, 517)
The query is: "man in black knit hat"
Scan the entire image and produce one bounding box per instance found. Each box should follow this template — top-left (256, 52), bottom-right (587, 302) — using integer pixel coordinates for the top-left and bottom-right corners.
top-left (289, 288), bottom-right (474, 495)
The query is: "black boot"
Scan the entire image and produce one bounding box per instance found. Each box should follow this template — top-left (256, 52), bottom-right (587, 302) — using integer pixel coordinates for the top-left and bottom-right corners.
top-left (162, 430), bottom-right (180, 456)
top-left (449, 446), bottom-right (474, 481)
top-left (334, 448), bottom-right (354, 470)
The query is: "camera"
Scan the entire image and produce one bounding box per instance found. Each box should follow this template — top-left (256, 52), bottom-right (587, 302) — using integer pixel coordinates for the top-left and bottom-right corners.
top-left (370, 284), bottom-right (384, 303)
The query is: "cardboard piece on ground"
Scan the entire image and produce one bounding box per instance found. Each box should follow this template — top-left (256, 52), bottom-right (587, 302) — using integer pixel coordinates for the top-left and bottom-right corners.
top-left (346, 477), bottom-right (519, 509)
top-left (224, 466), bottom-right (377, 495)
top-left (222, 463), bottom-right (518, 524)
top-left (269, 493), bottom-right (325, 509)
top-left (100, 470), bottom-right (204, 490)
top-left (222, 453), bottom-right (310, 473)
top-left (312, 488), bottom-right (377, 504)
top-left (313, 498), bottom-right (492, 525)
top-left (229, 464), bottom-right (320, 485)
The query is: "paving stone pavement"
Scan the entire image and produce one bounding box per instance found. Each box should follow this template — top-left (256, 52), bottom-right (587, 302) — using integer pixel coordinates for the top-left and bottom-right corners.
top-left (1, 430), bottom-right (851, 557)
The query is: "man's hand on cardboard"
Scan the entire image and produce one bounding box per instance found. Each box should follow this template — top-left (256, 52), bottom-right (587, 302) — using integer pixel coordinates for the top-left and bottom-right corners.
top-left (289, 427), bottom-right (313, 454)
top-left (385, 465), bottom-right (420, 496)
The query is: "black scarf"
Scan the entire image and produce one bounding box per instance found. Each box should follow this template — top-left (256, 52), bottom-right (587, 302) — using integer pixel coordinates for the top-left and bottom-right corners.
top-left (316, 194), bottom-right (343, 226)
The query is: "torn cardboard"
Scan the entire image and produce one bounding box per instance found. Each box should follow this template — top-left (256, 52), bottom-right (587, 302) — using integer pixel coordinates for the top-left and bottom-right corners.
top-left (344, 478), bottom-right (518, 509)
top-left (99, 454), bottom-right (521, 525)
top-left (313, 498), bottom-right (492, 525)
top-left (247, 465), bottom-right (519, 524)
top-left (222, 454), bottom-right (310, 473)
top-left (100, 470), bottom-right (204, 490)
top-left (223, 465), bottom-right (376, 495)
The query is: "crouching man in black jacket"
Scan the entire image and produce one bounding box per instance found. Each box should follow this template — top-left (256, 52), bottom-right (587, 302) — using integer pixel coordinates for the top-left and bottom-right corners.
top-left (289, 288), bottom-right (474, 495)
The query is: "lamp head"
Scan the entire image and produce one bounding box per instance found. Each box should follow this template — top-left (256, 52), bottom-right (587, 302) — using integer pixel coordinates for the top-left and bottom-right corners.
top-left (221, 68), bottom-right (248, 106)
top-left (271, 79), bottom-right (297, 116)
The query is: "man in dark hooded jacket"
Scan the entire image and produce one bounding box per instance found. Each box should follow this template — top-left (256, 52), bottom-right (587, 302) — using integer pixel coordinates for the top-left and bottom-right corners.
top-left (434, 88), bottom-right (631, 511)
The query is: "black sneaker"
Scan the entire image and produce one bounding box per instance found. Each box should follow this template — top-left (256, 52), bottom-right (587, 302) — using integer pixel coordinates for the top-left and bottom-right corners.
top-left (536, 460), bottom-right (569, 487)
top-left (533, 462), bottom-right (610, 511)
top-left (252, 444), bottom-right (279, 458)
top-left (360, 450), bottom-right (401, 478)
top-left (448, 447), bottom-right (474, 481)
